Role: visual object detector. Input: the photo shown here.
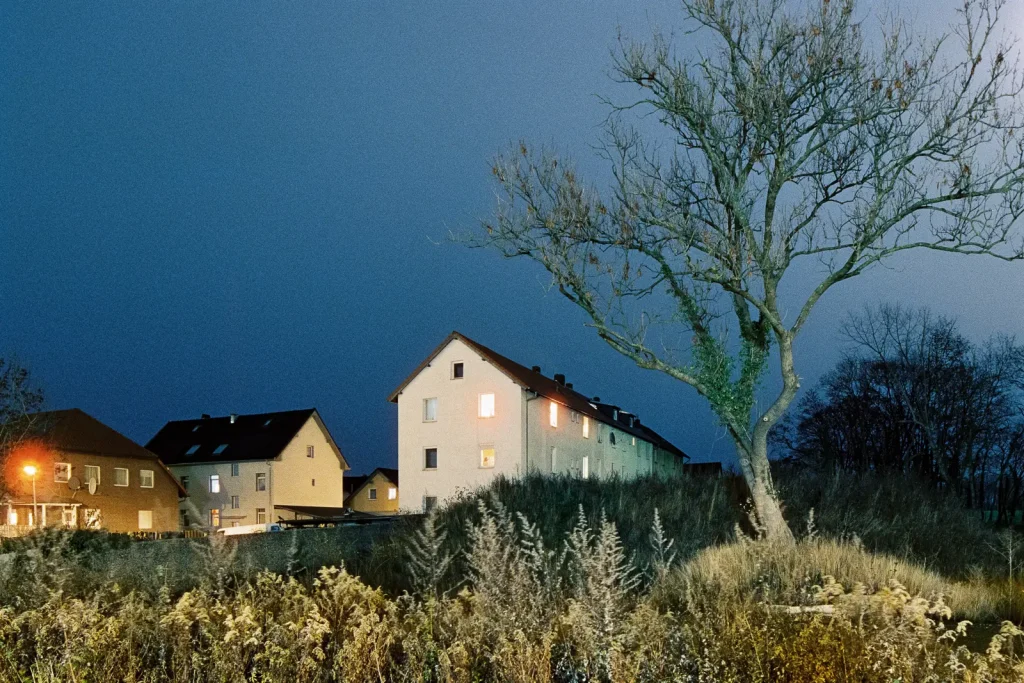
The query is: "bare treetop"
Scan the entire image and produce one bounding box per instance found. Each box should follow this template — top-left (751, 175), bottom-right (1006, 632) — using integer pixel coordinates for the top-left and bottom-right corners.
top-left (477, 0), bottom-right (1024, 539)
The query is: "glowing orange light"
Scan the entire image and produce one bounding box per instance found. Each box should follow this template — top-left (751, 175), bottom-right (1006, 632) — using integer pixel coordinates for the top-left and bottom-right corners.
top-left (23, 465), bottom-right (37, 477)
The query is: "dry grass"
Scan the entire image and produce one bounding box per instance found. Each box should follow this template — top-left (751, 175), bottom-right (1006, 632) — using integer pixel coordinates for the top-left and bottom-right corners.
top-left (661, 536), bottom-right (1017, 622)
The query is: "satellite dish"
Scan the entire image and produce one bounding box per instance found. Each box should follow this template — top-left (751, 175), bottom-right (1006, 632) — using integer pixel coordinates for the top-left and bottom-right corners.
top-left (67, 476), bottom-right (81, 492)
top-left (87, 480), bottom-right (97, 495)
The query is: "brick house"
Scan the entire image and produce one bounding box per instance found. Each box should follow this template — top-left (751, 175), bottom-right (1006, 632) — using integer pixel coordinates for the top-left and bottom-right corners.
top-left (2, 409), bottom-right (185, 533)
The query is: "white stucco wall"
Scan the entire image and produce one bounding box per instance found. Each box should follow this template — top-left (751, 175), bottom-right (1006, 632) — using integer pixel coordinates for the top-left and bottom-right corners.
top-left (170, 460), bottom-right (272, 527)
top-left (524, 398), bottom-right (657, 479)
top-left (396, 338), bottom-right (525, 511)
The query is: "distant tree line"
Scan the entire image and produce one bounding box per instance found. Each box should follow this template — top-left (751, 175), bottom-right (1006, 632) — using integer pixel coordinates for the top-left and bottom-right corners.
top-left (773, 305), bottom-right (1024, 524)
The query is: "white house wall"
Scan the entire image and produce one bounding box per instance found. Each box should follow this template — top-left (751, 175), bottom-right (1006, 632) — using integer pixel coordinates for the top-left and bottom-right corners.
top-left (169, 460), bottom-right (272, 527)
top-left (397, 338), bottom-right (524, 512)
top-left (525, 397), bottom-right (658, 479)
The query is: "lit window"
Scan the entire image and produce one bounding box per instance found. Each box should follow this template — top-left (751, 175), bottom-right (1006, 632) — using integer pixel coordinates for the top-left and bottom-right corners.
top-left (424, 496), bottom-right (438, 512)
top-left (54, 463), bottom-right (71, 483)
top-left (256, 508), bottom-right (266, 524)
top-left (632, 436), bottom-right (636, 446)
top-left (369, 488), bottom-right (377, 500)
top-left (307, 445), bottom-right (315, 458)
top-left (582, 456), bottom-right (589, 479)
top-left (424, 448), bottom-right (438, 469)
top-left (140, 470), bottom-right (154, 488)
top-left (213, 444), bottom-right (228, 455)
top-left (231, 495), bottom-right (239, 509)
top-left (8, 510), bottom-right (16, 525)
top-left (583, 416), bottom-right (589, 439)
top-left (423, 397), bottom-right (437, 422)
top-left (479, 393), bottom-right (495, 418)
top-left (231, 463), bottom-right (239, 477)
top-left (84, 466), bottom-right (100, 485)
top-left (451, 362), bottom-right (464, 379)
top-left (210, 509), bottom-right (220, 527)
top-left (114, 468), bottom-right (129, 487)
top-left (209, 474), bottom-right (220, 493)
top-left (186, 444), bottom-right (200, 456)
top-left (549, 401), bottom-right (558, 427)
top-left (388, 487), bottom-right (397, 500)
top-left (138, 510), bottom-right (153, 530)
top-left (256, 473), bottom-right (266, 491)
top-left (180, 475), bottom-right (190, 492)
top-left (480, 447), bottom-right (495, 468)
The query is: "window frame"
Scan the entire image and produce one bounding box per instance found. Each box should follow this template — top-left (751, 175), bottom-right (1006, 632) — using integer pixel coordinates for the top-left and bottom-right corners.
top-left (140, 469), bottom-right (154, 488)
top-left (114, 467), bottom-right (129, 487)
top-left (478, 393), bottom-right (496, 418)
top-left (424, 496), bottom-right (438, 513)
top-left (54, 462), bottom-right (71, 483)
top-left (231, 462), bottom-right (239, 477)
top-left (583, 416), bottom-right (590, 439)
top-left (255, 473), bottom-right (267, 492)
top-left (185, 444), bottom-right (200, 456)
top-left (307, 445), bottom-right (315, 458)
top-left (180, 475), bottom-right (190, 492)
top-left (210, 508), bottom-right (220, 527)
top-left (213, 444), bottom-right (228, 455)
top-left (423, 397), bottom-right (438, 422)
top-left (451, 361), bottom-right (464, 379)
top-left (549, 401), bottom-right (558, 428)
top-left (480, 446), bottom-right (496, 469)
top-left (84, 465), bottom-right (101, 485)
top-left (256, 508), bottom-right (266, 524)
top-left (368, 488), bottom-right (377, 500)
top-left (388, 487), bottom-right (397, 501)
top-left (231, 495), bottom-right (240, 509)
top-left (424, 447), bottom-right (438, 470)
top-left (138, 510), bottom-right (153, 530)
top-left (209, 474), bottom-right (221, 494)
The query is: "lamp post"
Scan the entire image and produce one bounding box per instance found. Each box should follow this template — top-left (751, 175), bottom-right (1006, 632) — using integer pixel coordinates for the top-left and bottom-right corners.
top-left (23, 465), bottom-right (37, 529)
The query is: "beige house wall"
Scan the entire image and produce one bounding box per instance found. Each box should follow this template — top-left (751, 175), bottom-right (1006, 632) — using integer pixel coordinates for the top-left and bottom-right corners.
top-left (397, 338), bottom-right (524, 512)
top-left (272, 417), bottom-right (346, 507)
top-left (169, 460), bottom-right (272, 528)
top-left (346, 470), bottom-right (399, 514)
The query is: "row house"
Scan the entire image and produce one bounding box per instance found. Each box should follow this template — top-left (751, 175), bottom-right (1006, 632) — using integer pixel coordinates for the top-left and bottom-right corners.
top-left (389, 332), bottom-right (689, 512)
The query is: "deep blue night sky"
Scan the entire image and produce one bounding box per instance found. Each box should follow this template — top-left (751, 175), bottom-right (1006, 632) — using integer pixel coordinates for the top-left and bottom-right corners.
top-left (3, 1), bottom-right (1023, 475)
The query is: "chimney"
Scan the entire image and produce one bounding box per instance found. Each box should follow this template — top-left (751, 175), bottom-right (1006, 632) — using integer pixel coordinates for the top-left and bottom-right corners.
top-left (201, 414), bottom-right (211, 419)
top-left (592, 396), bottom-right (600, 403)
top-left (531, 365), bottom-right (542, 374)
top-left (230, 413), bottom-right (238, 424)
top-left (554, 373), bottom-right (566, 386)
top-left (565, 382), bottom-right (573, 390)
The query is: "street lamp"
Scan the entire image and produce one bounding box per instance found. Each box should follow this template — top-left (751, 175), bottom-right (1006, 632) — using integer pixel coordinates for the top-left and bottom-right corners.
top-left (23, 465), bottom-right (37, 529)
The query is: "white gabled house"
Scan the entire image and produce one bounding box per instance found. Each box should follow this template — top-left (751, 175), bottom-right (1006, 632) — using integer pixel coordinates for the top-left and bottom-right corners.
top-left (388, 332), bottom-right (689, 512)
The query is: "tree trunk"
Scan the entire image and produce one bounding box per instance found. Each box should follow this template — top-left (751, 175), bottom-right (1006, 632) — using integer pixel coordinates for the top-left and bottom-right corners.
top-left (743, 431), bottom-right (793, 541)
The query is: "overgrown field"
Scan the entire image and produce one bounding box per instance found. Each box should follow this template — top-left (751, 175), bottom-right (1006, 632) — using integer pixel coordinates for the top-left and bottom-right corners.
top-left (1, 471), bottom-right (1023, 681)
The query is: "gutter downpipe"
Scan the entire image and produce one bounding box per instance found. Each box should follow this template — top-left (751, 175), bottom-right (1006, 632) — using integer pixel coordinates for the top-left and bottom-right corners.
top-left (524, 390), bottom-right (540, 474)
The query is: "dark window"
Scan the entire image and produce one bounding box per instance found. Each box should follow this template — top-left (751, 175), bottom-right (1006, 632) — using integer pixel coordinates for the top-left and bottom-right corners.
top-left (369, 488), bottom-right (377, 500)
top-left (452, 362), bottom-right (464, 379)
top-left (425, 448), bottom-right (438, 469)
top-left (230, 463), bottom-right (239, 477)
top-left (180, 475), bottom-right (190, 492)
top-left (424, 496), bottom-right (438, 512)
top-left (311, 478), bottom-right (315, 487)
top-left (610, 432), bottom-right (617, 446)
top-left (231, 495), bottom-right (239, 509)
top-left (256, 473), bottom-right (266, 492)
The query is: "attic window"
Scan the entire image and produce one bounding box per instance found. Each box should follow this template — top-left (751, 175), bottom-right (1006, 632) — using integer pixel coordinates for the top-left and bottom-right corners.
top-left (186, 444), bottom-right (200, 456)
top-left (451, 362), bottom-right (464, 379)
top-left (263, 419), bottom-right (273, 427)
top-left (192, 425), bottom-right (200, 432)
top-left (213, 444), bottom-right (228, 455)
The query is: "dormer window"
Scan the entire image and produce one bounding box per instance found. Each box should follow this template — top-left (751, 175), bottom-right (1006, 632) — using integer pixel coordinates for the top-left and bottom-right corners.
top-left (451, 362), bottom-right (464, 379)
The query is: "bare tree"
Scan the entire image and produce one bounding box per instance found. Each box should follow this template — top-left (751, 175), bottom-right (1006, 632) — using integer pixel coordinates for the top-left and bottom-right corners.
top-left (0, 357), bottom-right (45, 502)
top-left (475, 0), bottom-right (1024, 539)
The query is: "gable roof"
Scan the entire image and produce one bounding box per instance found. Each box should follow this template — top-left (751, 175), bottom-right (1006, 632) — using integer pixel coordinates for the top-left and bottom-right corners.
top-left (12, 409), bottom-right (186, 496)
top-left (146, 408), bottom-right (349, 470)
top-left (343, 467), bottom-right (398, 505)
top-left (388, 332), bottom-right (688, 460)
